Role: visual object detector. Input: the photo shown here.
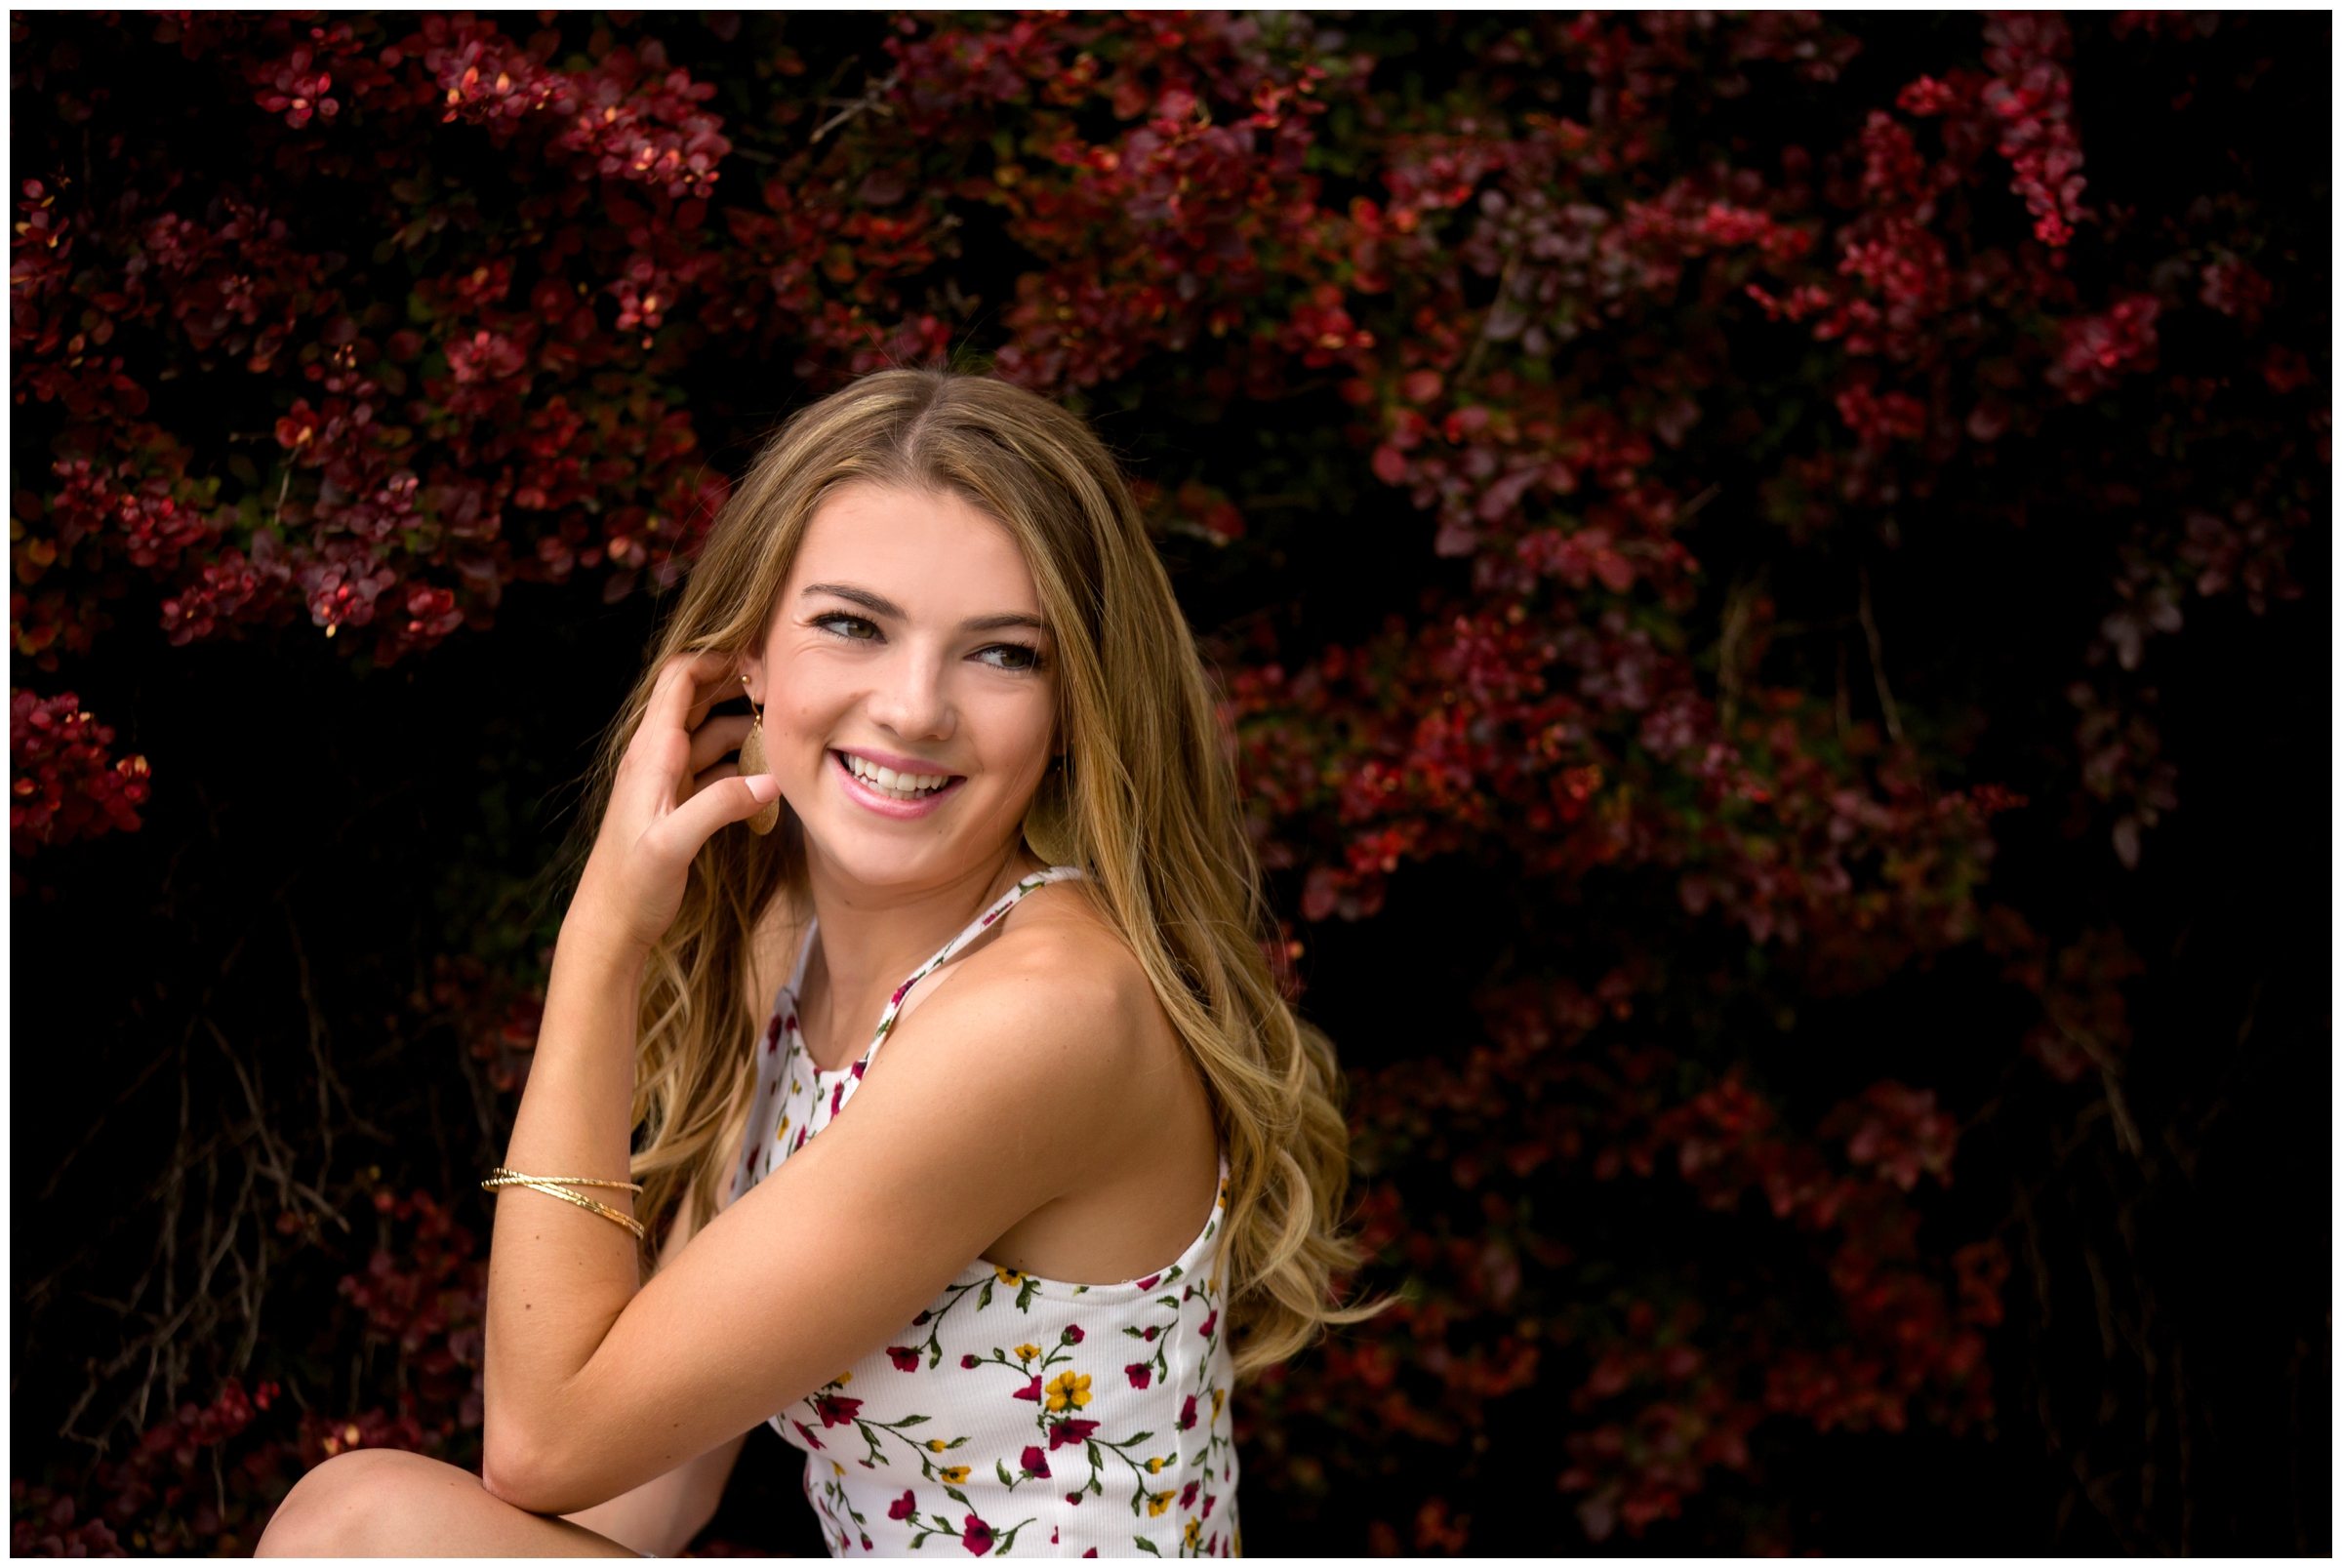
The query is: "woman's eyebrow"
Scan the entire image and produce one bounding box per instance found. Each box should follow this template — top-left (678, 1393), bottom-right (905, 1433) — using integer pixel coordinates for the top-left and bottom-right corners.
top-left (800, 582), bottom-right (903, 618)
top-left (801, 583), bottom-right (1046, 635)
top-left (960, 611), bottom-right (1047, 633)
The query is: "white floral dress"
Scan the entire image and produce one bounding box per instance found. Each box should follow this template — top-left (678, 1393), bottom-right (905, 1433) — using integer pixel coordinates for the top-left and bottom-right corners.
top-left (730, 868), bottom-right (1240, 1558)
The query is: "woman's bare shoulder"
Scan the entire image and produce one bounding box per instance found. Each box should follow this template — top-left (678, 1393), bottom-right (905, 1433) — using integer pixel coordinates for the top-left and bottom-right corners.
top-left (894, 881), bottom-right (1170, 1083)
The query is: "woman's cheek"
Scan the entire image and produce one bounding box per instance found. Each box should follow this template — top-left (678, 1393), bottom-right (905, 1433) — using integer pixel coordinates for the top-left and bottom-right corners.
top-left (772, 656), bottom-right (844, 760)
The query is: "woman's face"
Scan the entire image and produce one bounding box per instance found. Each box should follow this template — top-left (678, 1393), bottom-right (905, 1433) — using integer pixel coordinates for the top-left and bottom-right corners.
top-left (744, 481), bottom-right (1059, 893)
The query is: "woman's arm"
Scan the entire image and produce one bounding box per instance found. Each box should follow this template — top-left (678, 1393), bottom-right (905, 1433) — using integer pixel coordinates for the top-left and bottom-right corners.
top-left (557, 1174), bottom-right (748, 1555)
top-left (479, 653), bottom-right (1162, 1515)
top-left (560, 1430), bottom-right (747, 1556)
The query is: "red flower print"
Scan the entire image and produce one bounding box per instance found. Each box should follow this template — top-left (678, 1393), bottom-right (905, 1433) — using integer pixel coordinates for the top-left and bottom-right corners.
top-left (1143, 1326), bottom-right (1159, 1342)
top-left (1084, 1550), bottom-right (1099, 1558)
top-left (813, 1393), bottom-right (863, 1427)
top-left (1202, 1493), bottom-right (1217, 1518)
top-left (1180, 1480), bottom-right (1200, 1509)
top-left (1062, 1324), bottom-right (1085, 1345)
top-left (1197, 1310), bottom-right (1218, 1338)
top-left (830, 1082), bottom-right (845, 1115)
top-left (888, 1346), bottom-right (921, 1372)
top-left (1178, 1395), bottom-right (1197, 1431)
top-left (961, 1353), bottom-right (982, 1369)
top-left (960, 1514), bottom-right (993, 1555)
top-left (1012, 1375), bottom-right (1042, 1402)
top-left (1135, 1274), bottom-right (1161, 1291)
top-left (888, 1491), bottom-right (917, 1521)
top-left (851, 1059), bottom-right (866, 1079)
top-left (1125, 1363), bottom-right (1152, 1389)
top-left (1021, 1444), bottom-right (1050, 1477)
top-left (1066, 1491), bottom-right (1083, 1506)
top-left (792, 1420), bottom-right (825, 1450)
top-left (1049, 1418), bottom-right (1099, 1451)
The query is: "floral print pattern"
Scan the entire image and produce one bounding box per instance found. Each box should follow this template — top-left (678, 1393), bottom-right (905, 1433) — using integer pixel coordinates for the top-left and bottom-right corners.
top-left (731, 869), bottom-right (1240, 1557)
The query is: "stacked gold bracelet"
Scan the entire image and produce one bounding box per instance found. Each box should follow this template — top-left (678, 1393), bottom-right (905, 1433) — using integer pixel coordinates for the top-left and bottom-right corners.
top-left (480, 1168), bottom-right (647, 1240)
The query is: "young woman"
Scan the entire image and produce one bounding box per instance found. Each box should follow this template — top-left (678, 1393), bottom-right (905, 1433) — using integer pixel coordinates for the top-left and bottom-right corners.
top-left (258, 370), bottom-right (1362, 1557)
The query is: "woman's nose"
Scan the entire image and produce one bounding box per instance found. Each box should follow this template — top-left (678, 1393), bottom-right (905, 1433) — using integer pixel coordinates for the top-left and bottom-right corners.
top-left (864, 641), bottom-right (953, 740)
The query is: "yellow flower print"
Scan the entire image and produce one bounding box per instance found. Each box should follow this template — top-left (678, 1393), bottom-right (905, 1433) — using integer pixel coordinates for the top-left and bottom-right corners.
top-left (925, 1439), bottom-right (950, 1452)
top-left (993, 1266), bottom-right (1025, 1285)
top-left (939, 1466), bottom-right (971, 1484)
top-left (1185, 1520), bottom-right (1202, 1548)
top-left (832, 1371), bottom-right (853, 1387)
top-left (1210, 1387), bottom-right (1225, 1421)
top-left (1044, 1371), bottom-right (1092, 1413)
top-left (1144, 1456), bottom-right (1168, 1474)
top-left (1146, 1491), bottom-right (1173, 1517)
top-left (1015, 1343), bottom-right (1043, 1363)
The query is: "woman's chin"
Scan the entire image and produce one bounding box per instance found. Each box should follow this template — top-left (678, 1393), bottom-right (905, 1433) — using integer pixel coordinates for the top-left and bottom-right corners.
top-left (790, 799), bottom-right (1011, 892)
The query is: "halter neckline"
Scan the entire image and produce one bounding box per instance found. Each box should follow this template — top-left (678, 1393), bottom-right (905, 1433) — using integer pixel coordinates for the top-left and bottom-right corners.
top-left (786, 866), bottom-right (1084, 1077)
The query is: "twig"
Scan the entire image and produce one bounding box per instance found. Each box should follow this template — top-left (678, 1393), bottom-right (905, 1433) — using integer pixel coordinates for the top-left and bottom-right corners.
top-left (810, 71), bottom-right (900, 142)
top-left (1456, 246), bottom-right (1523, 388)
top-left (1856, 566), bottom-right (1905, 744)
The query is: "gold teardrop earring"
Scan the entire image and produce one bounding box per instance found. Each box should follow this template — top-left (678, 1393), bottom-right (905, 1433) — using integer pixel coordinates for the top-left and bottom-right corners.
top-left (737, 673), bottom-right (780, 836)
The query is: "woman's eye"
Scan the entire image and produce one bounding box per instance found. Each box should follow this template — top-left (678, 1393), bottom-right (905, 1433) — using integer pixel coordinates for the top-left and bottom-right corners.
top-left (815, 614), bottom-right (880, 641)
top-left (977, 643), bottom-right (1042, 672)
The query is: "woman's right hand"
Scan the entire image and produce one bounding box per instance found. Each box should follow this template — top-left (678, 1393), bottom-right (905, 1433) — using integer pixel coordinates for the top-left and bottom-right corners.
top-left (566, 651), bottom-right (780, 961)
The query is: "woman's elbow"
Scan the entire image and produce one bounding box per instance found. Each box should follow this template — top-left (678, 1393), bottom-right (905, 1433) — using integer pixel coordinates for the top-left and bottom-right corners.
top-left (480, 1423), bottom-right (583, 1515)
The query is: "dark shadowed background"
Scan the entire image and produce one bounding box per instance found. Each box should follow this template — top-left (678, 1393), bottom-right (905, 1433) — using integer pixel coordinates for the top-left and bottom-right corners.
top-left (11, 11), bottom-right (2328, 1556)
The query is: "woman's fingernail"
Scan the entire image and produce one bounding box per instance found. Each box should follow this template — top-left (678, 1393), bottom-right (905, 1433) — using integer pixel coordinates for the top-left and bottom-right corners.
top-left (747, 774), bottom-right (781, 802)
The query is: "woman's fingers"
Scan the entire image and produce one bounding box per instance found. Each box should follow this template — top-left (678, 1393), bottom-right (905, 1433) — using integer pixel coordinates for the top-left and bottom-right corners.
top-left (616, 653), bottom-right (746, 812)
top-left (646, 650), bottom-right (741, 740)
top-left (646, 772), bottom-right (781, 864)
top-left (690, 759), bottom-right (741, 795)
top-left (686, 713), bottom-right (752, 779)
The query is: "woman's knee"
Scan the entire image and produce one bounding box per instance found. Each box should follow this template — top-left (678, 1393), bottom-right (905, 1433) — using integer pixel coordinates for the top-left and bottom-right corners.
top-left (255, 1447), bottom-right (462, 1556)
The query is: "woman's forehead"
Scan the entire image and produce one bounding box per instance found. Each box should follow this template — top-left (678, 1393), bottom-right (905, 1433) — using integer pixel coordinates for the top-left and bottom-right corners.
top-left (788, 482), bottom-right (1041, 616)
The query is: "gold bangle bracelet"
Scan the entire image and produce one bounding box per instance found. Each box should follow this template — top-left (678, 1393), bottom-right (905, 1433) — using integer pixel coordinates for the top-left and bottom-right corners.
top-left (481, 1169), bottom-right (647, 1239)
top-left (482, 1168), bottom-right (644, 1193)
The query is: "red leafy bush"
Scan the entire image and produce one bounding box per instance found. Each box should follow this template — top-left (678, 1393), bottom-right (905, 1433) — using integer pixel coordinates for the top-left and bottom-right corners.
top-left (10, 10), bottom-right (2323, 1556)
top-left (9, 689), bottom-right (148, 854)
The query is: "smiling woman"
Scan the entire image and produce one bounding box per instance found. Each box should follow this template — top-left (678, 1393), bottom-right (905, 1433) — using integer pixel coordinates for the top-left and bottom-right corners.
top-left (254, 370), bottom-right (1370, 1558)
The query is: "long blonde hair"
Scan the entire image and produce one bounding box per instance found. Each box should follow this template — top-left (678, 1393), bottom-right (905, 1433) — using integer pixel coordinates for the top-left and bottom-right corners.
top-left (582, 369), bottom-right (1365, 1375)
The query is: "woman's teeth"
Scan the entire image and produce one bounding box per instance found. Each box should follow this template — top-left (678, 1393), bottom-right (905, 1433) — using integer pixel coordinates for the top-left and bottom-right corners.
top-left (842, 752), bottom-right (952, 800)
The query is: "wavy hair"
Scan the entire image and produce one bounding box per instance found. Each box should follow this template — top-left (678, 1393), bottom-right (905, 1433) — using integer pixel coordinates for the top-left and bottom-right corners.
top-left (581, 369), bottom-right (1368, 1375)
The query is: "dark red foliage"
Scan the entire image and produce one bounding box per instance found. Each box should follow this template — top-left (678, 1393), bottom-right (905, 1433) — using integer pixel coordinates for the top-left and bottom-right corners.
top-left (9, 9), bottom-right (2322, 1556)
top-left (9, 689), bottom-right (148, 854)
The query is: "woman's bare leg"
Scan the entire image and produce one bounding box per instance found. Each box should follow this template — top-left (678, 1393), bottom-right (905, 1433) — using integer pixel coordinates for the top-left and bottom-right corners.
top-left (255, 1448), bottom-right (643, 1557)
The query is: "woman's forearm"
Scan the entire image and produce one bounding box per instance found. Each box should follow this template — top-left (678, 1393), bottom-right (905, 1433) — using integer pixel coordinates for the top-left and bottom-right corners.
top-left (481, 906), bottom-right (650, 1500)
top-left (562, 1430), bottom-right (747, 1555)
top-left (473, 651), bottom-right (780, 1508)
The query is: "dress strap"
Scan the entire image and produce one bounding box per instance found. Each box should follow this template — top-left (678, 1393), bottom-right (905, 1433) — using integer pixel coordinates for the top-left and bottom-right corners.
top-left (861, 866), bottom-right (1083, 1065)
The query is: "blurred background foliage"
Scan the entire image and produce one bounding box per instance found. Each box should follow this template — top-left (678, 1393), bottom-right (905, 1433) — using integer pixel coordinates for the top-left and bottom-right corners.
top-left (9, 10), bottom-right (2327, 1556)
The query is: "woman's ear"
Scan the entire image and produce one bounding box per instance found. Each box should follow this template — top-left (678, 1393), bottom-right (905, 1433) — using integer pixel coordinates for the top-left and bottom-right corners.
top-left (739, 642), bottom-right (767, 707)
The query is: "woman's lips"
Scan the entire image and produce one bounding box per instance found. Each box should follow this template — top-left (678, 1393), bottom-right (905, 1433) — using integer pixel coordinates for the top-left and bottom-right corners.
top-left (829, 748), bottom-right (966, 820)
